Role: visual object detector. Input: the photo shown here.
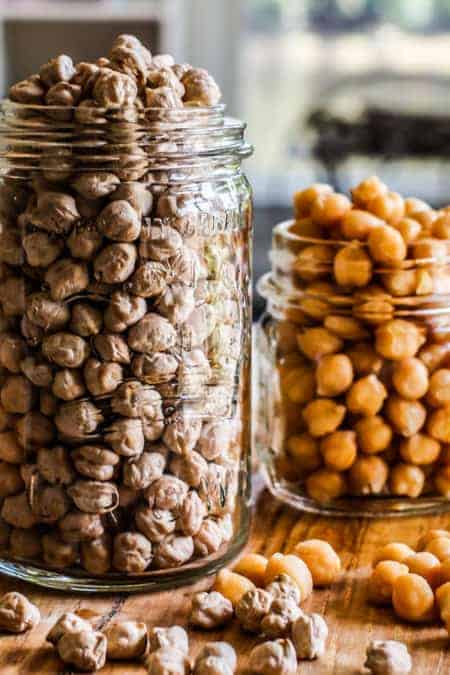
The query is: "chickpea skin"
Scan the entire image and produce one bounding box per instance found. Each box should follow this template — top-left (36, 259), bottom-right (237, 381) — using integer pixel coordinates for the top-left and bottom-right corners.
top-left (405, 552), bottom-right (441, 588)
top-left (392, 358), bottom-right (429, 400)
top-left (354, 416), bottom-right (392, 455)
top-left (334, 244), bottom-right (373, 288)
top-left (264, 553), bottom-right (313, 601)
top-left (348, 456), bottom-right (388, 495)
top-left (310, 192), bottom-right (351, 227)
top-left (399, 434), bottom-right (441, 465)
top-left (286, 434), bottom-right (321, 473)
top-left (368, 561), bottom-right (409, 605)
top-left (320, 431), bottom-right (357, 471)
top-left (293, 539), bottom-right (341, 587)
top-left (389, 463), bottom-right (425, 498)
top-left (385, 396), bottom-right (426, 437)
top-left (305, 468), bottom-right (347, 503)
top-left (316, 353), bottom-right (354, 397)
top-left (302, 399), bottom-right (346, 437)
top-left (234, 554), bottom-right (268, 587)
top-left (297, 327), bottom-right (343, 361)
top-left (346, 374), bottom-right (387, 416)
top-left (392, 573), bottom-right (435, 623)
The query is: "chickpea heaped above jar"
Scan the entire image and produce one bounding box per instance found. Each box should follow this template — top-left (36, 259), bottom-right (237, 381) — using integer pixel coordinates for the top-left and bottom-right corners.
top-left (259, 176), bottom-right (450, 507)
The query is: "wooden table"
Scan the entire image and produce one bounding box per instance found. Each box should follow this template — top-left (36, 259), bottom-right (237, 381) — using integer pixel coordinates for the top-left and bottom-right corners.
top-left (1, 478), bottom-right (450, 674)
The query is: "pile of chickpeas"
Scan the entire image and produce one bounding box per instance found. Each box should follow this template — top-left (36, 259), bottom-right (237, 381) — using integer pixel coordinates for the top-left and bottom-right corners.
top-left (268, 176), bottom-right (450, 503)
top-left (368, 528), bottom-right (450, 631)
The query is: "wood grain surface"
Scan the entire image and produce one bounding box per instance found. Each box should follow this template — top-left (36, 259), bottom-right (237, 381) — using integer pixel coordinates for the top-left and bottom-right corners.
top-left (0, 479), bottom-right (449, 674)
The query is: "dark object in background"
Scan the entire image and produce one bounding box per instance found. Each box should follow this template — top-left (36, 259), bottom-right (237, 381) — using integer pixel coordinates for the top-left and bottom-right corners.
top-left (253, 207), bottom-right (290, 320)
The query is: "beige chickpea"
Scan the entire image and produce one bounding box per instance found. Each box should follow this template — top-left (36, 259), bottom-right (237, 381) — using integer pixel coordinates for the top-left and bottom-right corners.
top-left (316, 353), bottom-right (354, 397)
top-left (297, 327), bottom-right (343, 361)
top-left (366, 191), bottom-right (405, 226)
top-left (281, 365), bottom-right (315, 405)
top-left (310, 192), bottom-right (351, 227)
top-left (385, 396), bottom-right (426, 437)
top-left (354, 416), bottom-right (392, 455)
top-left (286, 433), bottom-right (321, 473)
top-left (392, 573), bottom-right (435, 623)
top-left (233, 554), bottom-right (268, 587)
top-left (293, 539), bottom-right (341, 587)
top-left (399, 434), bottom-right (441, 465)
top-left (351, 176), bottom-right (387, 208)
top-left (346, 374), bottom-right (387, 416)
top-left (348, 456), bottom-right (388, 495)
top-left (434, 466), bottom-right (450, 497)
top-left (305, 468), bottom-right (347, 503)
top-left (264, 553), bottom-right (313, 601)
top-left (53, 369), bottom-right (85, 401)
top-left (393, 217), bottom-right (422, 244)
top-left (340, 209), bottom-right (383, 240)
top-left (404, 552), bottom-right (441, 588)
top-left (391, 358), bottom-right (429, 400)
top-left (320, 431), bottom-right (357, 471)
top-left (324, 315), bottom-right (368, 341)
top-left (293, 183), bottom-right (333, 217)
top-left (368, 560), bottom-right (409, 605)
top-left (427, 369), bottom-right (450, 407)
top-left (302, 399), bottom-right (346, 437)
top-left (425, 536), bottom-right (450, 562)
top-left (389, 463), bottom-right (424, 498)
top-left (334, 244), bottom-right (373, 288)
top-left (346, 342), bottom-right (383, 375)
top-left (374, 542), bottom-right (416, 565)
top-left (214, 569), bottom-right (255, 607)
top-left (375, 319), bottom-right (425, 360)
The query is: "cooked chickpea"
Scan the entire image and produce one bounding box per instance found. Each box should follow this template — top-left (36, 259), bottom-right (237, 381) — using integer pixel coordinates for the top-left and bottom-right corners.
top-left (412, 238), bottom-right (448, 262)
top-left (389, 463), bottom-right (425, 498)
top-left (293, 183), bottom-right (333, 218)
top-left (297, 327), bottom-right (343, 361)
top-left (391, 358), bottom-right (429, 400)
top-left (302, 399), bottom-right (346, 437)
top-left (354, 416), bottom-right (392, 455)
top-left (289, 218), bottom-right (325, 239)
top-left (432, 212), bottom-right (450, 239)
top-left (214, 569), bottom-right (255, 607)
top-left (404, 552), bottom-right (441, 588)
top-left (385, 396), bottom-right (426, 437)
top-left (286, 434), bottom-right (321, 472)
top-left (368, 561), bottom-right (409, 605)
top-left (334, 244), bottom-right (373, 288)
top-left (293, 539), bottom-right (341, 587)
top-left (419, 529), bottom-right (450, 549)
top-left (435, 466), bottom-right (450, 497)
top-left (366, 191), bottom-right (405, 226)
top-left (368, 223), bottom-right (407, 266)
top-left (316, 354), bottom-right (353, 397)
top-left (381, 269), bottom-right (419, 297)
top-left (294, 245), bottom-right (335, 282)
top-left (340, 209), bottom-right (382, 240)
top-left (324, 315), bottom-right (368, 341)
top-left (399, 434), bottom-right (441, 465)
top-left (346, 342), bottom-right (383, 375)
top-left (404, 197), bottom-right (430, 216)
top-left (374, 542), bottom-right (416, 565)
top-left (320, 431), bottom-right (357, 471)
top-left (351, 176), bottom-right (387, 208)
top-left (438, 559), bottom-right (450, 586)
top-left (425, 537), bottom-right (450, 562)
top-left (346, 374), bottom-right (387, 416)
top-left (436, 581), bottom-right (450, 628)
top-left (233, 554), bottom-right (268, 587)
top-left (376, 320), bottom-right (426, 363)
top-left (348, 456), bottom-right (388, 495)
top-left (427, 369), bottom-right (450, 407)
top-left (264, 553), bottom-right (313, 601)
top-left (281, 365), bottom-right (315, 404)
top-left (393, 217), bottom-right (422, 244)
top-left (392, 573), bottom-right (435, 623)
top-left (305, 468), bottom-right (347, 503)
top-left (427, 406), bottom-right (450, 443)
top-left (419, 343), bottom-right (450, 373)
top-left (310, 192), bottom-right (351, 227)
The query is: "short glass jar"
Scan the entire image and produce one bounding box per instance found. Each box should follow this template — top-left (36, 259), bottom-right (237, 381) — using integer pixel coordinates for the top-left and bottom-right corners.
top-left (0, 101), bottom-right (253, 591)
top-left (257, 220), bottom-right (450, 517)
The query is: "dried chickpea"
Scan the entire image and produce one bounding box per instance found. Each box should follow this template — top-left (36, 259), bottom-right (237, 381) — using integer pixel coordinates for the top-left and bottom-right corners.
top-left (286, 434), bottom-right (321, 473)
top-left (346, 342), bottom-right (383, 375)
top-left (316, 353), bottom-right (353, 397)
top-left (320, 431), bottom-right (357, 471)
top-left (425, 537), bottom-right (450, 562)
top-left (404, 552), bottom-right (441, 588)
top-left (351, 176), bottom-right (387, 208)
top-left (281, 365), bottom-right (315, 405)
top-left (297, 327), bottom-right (343, 361)
top-left (310, 192), bottom-right (351, 227)
top-left (366, 191), bottom-right (405, 226)
top-left (354, 416), bottom-right (392, 455)
top-left (427, 369), bottom-right (450, 407)
top-left (373, 542), bottom-right (415, 566)
top-left (340, 209), bottom-right (382, 240)
top-left (302, 399), bottom-right (346, 437)
top-left (234, 554), bottom-right (268, 587)
top-left (399, 434), bottom-right (441, 465)
top-left (214, 569), bottom-right (255, 607)
top-left (392, 573), bottom-right (435, 623)
top-left (389, 463), bottom-right (425, 498)
top-left (375, 319), bottom-right (425, 360)
top-left (348, 456), bottom-right (388, 495)
top-left (264, 553), bottom-right (313, 602)
top-left (346, 374), bottom-right (387, 416)
top-left (334, 244), bottom-right (373, 288)
top-left (368, 560), bottom-right (409, 605)
top-left (292, 184), bottom-right (332, 217)
top-left (293, 539), bottom-right (341, 587)
top-left (305, 468), bottom-right (347, 503)
top-left (393, 217), bottom-right (422, 244)
top-left (391, 358), bottom-right (429, 400)
top-left (428, 407), bottom-right (450, 443)
top-left (385, 396), bottom-right (426, 437)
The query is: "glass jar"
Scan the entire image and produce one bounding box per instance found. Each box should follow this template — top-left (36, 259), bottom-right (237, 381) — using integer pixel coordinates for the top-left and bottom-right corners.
top-left (0, 101), bottom-right (253, 591)
top-left (257, 219), bottom-right (450, 517)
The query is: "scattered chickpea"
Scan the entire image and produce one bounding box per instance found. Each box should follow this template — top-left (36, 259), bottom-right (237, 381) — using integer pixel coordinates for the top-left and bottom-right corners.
top-left (392, 573), bottom-right (435, 623)
top-left (425, 536), bottom-right (450, 562)
top-left (214, 569), bottom-right (255, 607)
top-left (234, 553), bottom-right (268, 587)
top-left (264, 553), bottom-right (313, 602)
top-left (365, 640), bottom-right (412, 675)
top-left (293, 539), bottom-right (341, 587)
top-left (368, 560), bottom-right (409, 605)
top-left (373, 542), bottom-right (415, 566)
top-left (404, 552), bottom-right (441, 588)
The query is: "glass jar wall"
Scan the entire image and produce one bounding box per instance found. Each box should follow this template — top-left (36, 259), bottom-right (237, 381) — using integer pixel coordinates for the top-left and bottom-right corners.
top-left (257, 220), bottom-right (450, 517)
top-left (0, 102), bottom-right (253, 591)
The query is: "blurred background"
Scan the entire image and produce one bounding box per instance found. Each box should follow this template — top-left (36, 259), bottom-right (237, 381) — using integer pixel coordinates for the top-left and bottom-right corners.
top-left (2, 0), bottom-right (450, 314)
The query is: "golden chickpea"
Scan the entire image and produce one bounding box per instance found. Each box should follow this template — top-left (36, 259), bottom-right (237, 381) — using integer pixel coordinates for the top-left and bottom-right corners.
top-left (316, 353), bottom-right (354, 397)
top-left (368, 560), bottom-right (409, 605)
top-left (348, 456), bottom-right (388, 495)
top-left (281, 365), bottom-right (315, 405)
top-left (392, 573), bottom-right (435, 623)
top-left (393, 217), bottom-right (422, 244)
top-left (305, 468), bottom-right (347, 503)
top-left (381, 269), bottom-right (418, 297)
top-left (425, 537), bottom-right (450, 562)
top-left (405, 552), bottom-right (441, 588)
top-left (404, 197), bottom-right (430, 216)
top-left (289, 218), bottom-right (325, 239)
top-left (354, 416), bottom-right (392, 455)
top-left (293, 539), bottom-right (341, 587)
top-left (435, 466), bottom-right (450, 498)
top-left (427, 406), bottom-right (450, 443)
top-left (412, 238), bottom-right (448, 262)
top-left (302, 399), bottom-right (346, 437)
top-left (334, 244), bottom-right (373, 288)
top-left (373, 542), bottom-right (415, 565)
top-left (399, 434), bottom-right (440, 465)
top-left (346, 342), bottom-right (383, 375)
top-left (320, 430), bottom-right (357, 471)
top-left (366, 191), bottom-right (405, 226)
top-left (432, 212), bottom-right (450, 239)
top-left (340, 209), bottom-right (383, 240)
top-left (324, 315), bottom-right (368, 340)
top-left (437, 559), bottom-right (450, 586)
top-left (294, 245), bottom-right (335, 282)
top-left (410, 209), bottom-right (437, 234)
top-left (351, 176), bottom-right (387, 208)
top-left (310, 192), bottom-right (351, 227)
top-left (427, 369), bottom-right (450, 407)
top-left (286, 434), bottom-right (322, 473)
top-left (375, 319), bottom-right (425, 360)
top-left (419, 343), bottom-right (450, 372)
top-left (346, 374), bottom-right (387, 416)
top-left (214, 569), bottom-right (255, 607)
top-left (436, 581), bottom-right (450, 629)
top-left (234, 554), bottom-right (268, 587)
top-left (299, 296), bottom-right (330, 320)
top-left (419, 529), bottom-right (450, 550)
top-left (392, 358), bottom-right (429, 400)
top-left (368, 224), bottom-right (407, 268)
top-left (297, 327), bottom-right (343, 361)
top-left (264, 553), bottom-right (313, 601)
top-left (389, 463), bottom-right (425, 498)
top-left (293, 183), bottom-right (333, 218)
top-left (385, 396), bottom-right (426, 437)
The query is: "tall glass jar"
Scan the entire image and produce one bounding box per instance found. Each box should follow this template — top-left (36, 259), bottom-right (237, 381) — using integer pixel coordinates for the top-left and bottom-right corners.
top-left (257, 220), bottom-right (450, 517)
top-left (0, 101), bottom-right (253, 591)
